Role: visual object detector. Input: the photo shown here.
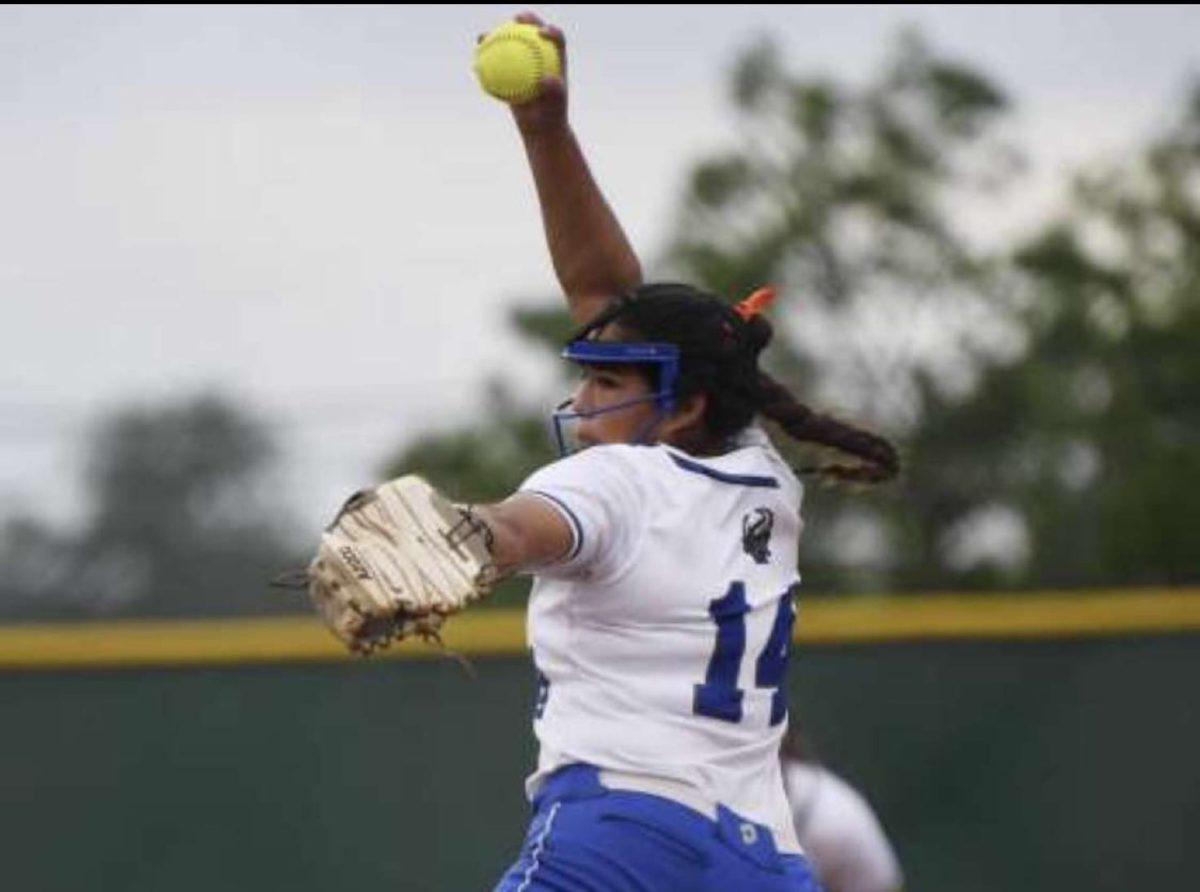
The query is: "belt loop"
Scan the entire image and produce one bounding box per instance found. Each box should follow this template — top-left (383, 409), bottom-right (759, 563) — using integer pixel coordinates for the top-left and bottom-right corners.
top-left (532, 763), bottom-right (607, 810)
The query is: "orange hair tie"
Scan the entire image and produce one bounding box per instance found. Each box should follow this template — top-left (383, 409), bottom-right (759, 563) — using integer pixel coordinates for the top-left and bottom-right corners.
top-left (733, 286), bottom-right (777, 321)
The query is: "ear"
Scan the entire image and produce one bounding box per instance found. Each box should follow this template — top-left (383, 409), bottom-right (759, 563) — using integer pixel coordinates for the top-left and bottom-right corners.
top-left (660, 392), bottom-right (708, 446)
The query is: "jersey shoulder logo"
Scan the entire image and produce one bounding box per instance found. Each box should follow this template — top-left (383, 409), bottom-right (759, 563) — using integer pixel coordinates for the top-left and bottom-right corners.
top-left (741, 507), bottom-right (774, 564)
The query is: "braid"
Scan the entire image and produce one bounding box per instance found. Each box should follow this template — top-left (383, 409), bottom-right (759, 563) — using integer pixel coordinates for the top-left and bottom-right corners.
top-left (755, 372), bottom-right (900, 484)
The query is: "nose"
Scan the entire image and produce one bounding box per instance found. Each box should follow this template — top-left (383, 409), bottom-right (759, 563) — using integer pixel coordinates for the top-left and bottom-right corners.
top-left (569, 379), bottom-right (594, 412)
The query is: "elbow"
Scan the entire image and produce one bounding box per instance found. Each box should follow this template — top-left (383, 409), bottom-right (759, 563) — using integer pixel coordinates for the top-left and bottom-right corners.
top-left (566, 256), bottom-right (643, 305)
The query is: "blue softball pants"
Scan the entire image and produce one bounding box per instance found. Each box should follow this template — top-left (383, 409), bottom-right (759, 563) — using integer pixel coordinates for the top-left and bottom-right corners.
top-left (493, 764), bottom-right (824, 892)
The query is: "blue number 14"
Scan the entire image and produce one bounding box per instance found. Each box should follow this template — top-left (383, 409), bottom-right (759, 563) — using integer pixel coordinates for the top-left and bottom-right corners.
top-left (693, 582), bottom-right (796, 726)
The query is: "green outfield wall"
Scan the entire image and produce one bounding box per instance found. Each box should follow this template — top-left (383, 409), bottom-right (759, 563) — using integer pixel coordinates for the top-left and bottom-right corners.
top-left (2, 591), bottom-right (1198, 891)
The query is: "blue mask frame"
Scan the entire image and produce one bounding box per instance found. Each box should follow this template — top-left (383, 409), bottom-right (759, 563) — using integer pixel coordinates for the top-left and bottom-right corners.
top-left (552, 340), bottom-right (681, 456)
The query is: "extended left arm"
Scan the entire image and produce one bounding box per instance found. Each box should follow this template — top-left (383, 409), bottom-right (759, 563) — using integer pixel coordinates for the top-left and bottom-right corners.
top-left (474, 493), bottom-right (574, 577)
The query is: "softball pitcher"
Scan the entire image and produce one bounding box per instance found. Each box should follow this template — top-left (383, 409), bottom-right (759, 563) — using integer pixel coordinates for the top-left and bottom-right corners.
top-left (468, 14), bottom-right (900, 892)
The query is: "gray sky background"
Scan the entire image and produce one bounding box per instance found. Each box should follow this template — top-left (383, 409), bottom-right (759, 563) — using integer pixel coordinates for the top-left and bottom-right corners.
top-left (2, 4), bottom-right (1198, 534)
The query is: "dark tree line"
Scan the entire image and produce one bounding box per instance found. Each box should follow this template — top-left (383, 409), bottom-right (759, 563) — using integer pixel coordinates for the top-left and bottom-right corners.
top-left (0, 395), bottom-right (302, 618)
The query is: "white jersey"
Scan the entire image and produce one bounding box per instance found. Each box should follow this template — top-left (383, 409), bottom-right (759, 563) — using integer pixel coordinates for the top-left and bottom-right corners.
top-left (784, 761), bottom-right (904, 892)
top-left (518, 427), bottom-right (805, 853)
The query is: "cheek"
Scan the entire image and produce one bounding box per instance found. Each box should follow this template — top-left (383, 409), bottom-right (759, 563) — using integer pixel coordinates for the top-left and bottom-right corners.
top-left (608, 401), bottom-right (656, 435)
top-left (632, 401), bottom-right (663, 429)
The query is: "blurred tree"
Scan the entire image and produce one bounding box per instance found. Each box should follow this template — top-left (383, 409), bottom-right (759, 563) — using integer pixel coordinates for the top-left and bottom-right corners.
top-left (388, 380), bottom-right (559, 508)
top-left (901, 84), bottom-right (1200, 588)
top-left (0, 394), bottom-right (303, 618)
top-left (662, 32), bottom-right (1022, 591)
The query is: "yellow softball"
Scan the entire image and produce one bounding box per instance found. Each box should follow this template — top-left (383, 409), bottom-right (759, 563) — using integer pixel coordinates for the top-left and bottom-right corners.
top-left (472, 22), bottom-right (562, 105)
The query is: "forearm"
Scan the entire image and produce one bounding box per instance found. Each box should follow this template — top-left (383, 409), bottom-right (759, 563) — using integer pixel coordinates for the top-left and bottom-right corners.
top-left (473, 494), bottom-right (574, 577)
top-left (518, 122), bottom-right (643, 324)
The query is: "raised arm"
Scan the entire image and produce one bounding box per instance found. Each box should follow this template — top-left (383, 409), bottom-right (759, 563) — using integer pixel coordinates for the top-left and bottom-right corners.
top-left (507, 13), bottom-right (643, 326)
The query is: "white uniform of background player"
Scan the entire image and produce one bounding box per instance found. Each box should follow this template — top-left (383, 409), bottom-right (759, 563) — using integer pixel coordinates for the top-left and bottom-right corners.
top-left (784, 759), bottom-right (904, 892)
top-left (518, 425), bottom-right (806, 854)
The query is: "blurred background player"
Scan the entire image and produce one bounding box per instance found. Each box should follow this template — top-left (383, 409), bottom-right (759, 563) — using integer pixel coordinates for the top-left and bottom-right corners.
top-left (783, 727), bottom-right (905, 892)
top-left (471, 12), bottom-right (900, 892)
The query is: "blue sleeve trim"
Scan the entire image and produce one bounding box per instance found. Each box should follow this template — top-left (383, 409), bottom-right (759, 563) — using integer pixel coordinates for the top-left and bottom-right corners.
top-left (668, 453), bottom-right (780, 489)
top-left (526, 489), bottom-right (585, 561)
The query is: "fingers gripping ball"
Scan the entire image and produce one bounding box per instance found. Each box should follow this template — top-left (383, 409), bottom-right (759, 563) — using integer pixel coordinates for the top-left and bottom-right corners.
top-left (307, 476), bottom-right (497, 655)
top-left (473, 22), bottom-right (561, 105)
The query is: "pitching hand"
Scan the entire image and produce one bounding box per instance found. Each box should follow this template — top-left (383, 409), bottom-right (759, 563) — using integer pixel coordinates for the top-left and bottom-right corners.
top-left (505, 12), bottom-right (567, 133)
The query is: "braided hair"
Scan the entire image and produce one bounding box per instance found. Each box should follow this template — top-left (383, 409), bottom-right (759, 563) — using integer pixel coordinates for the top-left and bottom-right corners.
top-left (572, 282), bottom-right (899, 484)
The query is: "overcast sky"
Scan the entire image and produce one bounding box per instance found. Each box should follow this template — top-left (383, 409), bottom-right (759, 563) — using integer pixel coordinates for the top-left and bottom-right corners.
top-left (2, 4), bottom-right (1198, 533)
